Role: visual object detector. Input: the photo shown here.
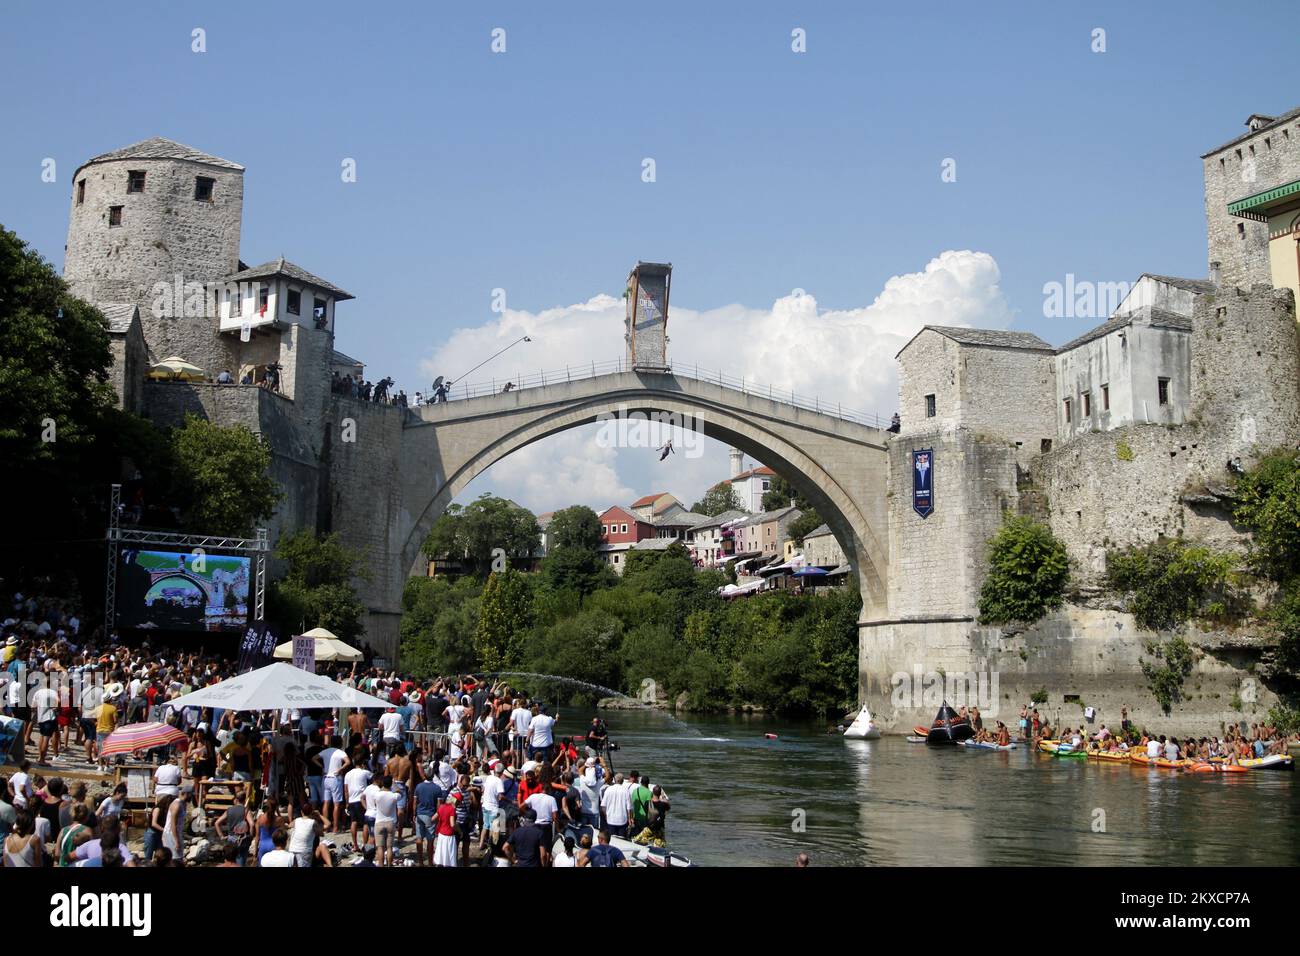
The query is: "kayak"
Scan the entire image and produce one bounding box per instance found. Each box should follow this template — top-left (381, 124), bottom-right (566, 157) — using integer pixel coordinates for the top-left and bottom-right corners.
top-left (906, 735), bottom-right (929, 743)
top-left (913, 725), bottom-right (932, 738)
top-left (1052, 747), bottom-right (1088, 760)
top-left (961, 740), bottom-right (1017, 751)
top-left (1239, 754), bottom-right (1294, 771)
top-left (1088, 750), bottom-right (1132, 763)
top-left (1037, 740), bottom-right (1062, 754)
top-left (1186, 761), bottom-right (1249, 773)
top-left (1130, 751), bottom-right (1192, 770)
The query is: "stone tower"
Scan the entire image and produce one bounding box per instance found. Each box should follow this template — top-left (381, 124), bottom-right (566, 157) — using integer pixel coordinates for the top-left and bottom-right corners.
top-left (729, 447), bottom-right (744, 478)
top-left (625, 261), bottom-right (671, 371)
top-left (63, 137), bottom-right (245, 372)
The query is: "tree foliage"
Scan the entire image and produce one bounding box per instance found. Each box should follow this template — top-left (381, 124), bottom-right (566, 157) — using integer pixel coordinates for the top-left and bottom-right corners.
top-left (1106, 539), bottom-right (1239, 631)
top-left (1139, 636), bottom-right (1196, 714)
top-left (787, 508), bottom-right (824, 546)
top-left (1233, 449), bottom-right (1300, 582)
top-left (268, 530), bottom-right (369, 643)
top-left (169, 414), bottom-right (281, 535)
top-left (422, 494), bottom-right (540, 576)
top-left (546, 505), bottom-right (603, 552)
top-left (474, 569), bottom-right (534, 670)
top-left (399, 576), bottom-right (481, 679)
top-left (977, 515), bottom-right (1070, 625)
top-left (691, 481), bottom-right (743, 516)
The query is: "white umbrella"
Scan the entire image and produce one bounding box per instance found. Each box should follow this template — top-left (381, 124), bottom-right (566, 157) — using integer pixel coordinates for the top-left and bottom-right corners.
top-left (162, 662), bottom-right (392, 712)
top-left (272, 632), bottom-right (363, 663)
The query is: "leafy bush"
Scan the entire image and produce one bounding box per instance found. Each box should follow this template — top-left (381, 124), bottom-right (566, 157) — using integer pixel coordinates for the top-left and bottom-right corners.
top-left (1268, 582), bottom-right (1300, 675)
top-left (1140, 637), bottom-right (1195, 714)
top-left (1106, 539), bottom-right (1238, 631)
top-left (977, 516), bottom-right (1070, 625)
top-left (1266, 703), bottom-right (1300, 737)
top-left (1233, 449), bottom-right (1300, 581)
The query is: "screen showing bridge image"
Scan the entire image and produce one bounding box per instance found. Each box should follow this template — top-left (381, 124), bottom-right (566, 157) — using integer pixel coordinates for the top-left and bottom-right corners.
top-left (115, 548), bottom-right (251, 632)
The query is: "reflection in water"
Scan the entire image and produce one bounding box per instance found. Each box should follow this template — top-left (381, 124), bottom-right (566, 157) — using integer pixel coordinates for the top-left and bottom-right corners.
top-left (595, 710), bottom-right (1300, 867)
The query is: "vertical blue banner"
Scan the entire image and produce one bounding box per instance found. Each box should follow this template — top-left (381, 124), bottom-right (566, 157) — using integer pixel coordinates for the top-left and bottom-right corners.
top-left (912, 448), bottom-right (934, 518)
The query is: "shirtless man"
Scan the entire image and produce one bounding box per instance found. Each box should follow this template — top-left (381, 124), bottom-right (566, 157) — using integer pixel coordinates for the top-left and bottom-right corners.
top-left (346, 708), bottom-right (369, 755)
top-left (385, 745), bottom-right (418, 841)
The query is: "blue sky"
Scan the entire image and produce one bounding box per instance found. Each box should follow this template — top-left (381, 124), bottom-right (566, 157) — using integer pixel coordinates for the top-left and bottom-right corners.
top-left (2, 0), bottom-right (1294, 513)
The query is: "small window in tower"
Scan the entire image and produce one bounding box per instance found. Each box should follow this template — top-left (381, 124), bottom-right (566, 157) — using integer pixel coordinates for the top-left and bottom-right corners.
top-left (925, 394), bottom-right (936, 418)
top-left (108, 205), bottom-right (123, 227)
top-left (286, 289), bottom-right (301, 315)
top-left (258, 284), bottom-right (270, 315)
top-left (1238, 222), bottom-right (1246, 238)
top-left (313, 297), bottom-right (328, 328)
top-left (1158, 377), bottom-right (1170, 406)
top-left (1081, 391), bottom-right (1091, 417)
top-left (230, 286), bottom-right (241, 317)
top-left (127, 170), bottom-right (145, 193)
top-left (76, 180), bottom-right (85, 204)
top-left (194, 176), bottom-right (215, 201)
top-left (1235, 149), bottom-right (1242, 161)
top-left (1063, 398), bottom-right (1072, 424)
top-left (1102, 384), bottom-right (1110, 411)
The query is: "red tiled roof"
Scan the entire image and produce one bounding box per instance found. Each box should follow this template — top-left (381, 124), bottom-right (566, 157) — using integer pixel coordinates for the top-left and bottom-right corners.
top-left (630, 492), bottom-right (669, 508)
top-left (731, 466), bottom-right (777, 482)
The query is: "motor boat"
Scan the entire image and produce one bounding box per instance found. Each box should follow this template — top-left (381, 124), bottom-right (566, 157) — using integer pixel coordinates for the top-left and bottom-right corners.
top-left (843, 705), bottom-right (881, 740)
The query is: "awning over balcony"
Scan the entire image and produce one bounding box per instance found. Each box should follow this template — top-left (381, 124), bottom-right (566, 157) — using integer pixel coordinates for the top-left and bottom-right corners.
top-left (1228, 178), bottom-right (1300, 222)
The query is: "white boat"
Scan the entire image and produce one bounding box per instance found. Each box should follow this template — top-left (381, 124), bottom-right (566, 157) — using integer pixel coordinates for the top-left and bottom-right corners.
top-left (552, 823), bottom-right (695, 867)
top-left (843, 705), bottom-right (881, 740)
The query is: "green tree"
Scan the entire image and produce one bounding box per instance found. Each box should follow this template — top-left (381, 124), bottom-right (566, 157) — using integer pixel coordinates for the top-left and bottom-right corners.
top-left (1233, 449), bottom-right (1300, 581)
top-left (1106, 539), bottom-right (1239, 631)
top-left (546, 505), bottom-right (603, 552)
top-left (542, 545), bottom-right (615, 597)
top-left (268, 530), bottom-right (369, 643)
top-left (399, 576), bottom-right (482, 679)
top-left (520, 609), bottom-right (624, 699)
top-left (170, 414), bottom-right (281, 535)
top-left (977, 515), bottom-right (1070, 625)
top-left (474, 569), bottom-right (534, 669)
top-left (692, 481), bottom-right (743, 516)
top-left (422, 494), bottom-right (540, 576)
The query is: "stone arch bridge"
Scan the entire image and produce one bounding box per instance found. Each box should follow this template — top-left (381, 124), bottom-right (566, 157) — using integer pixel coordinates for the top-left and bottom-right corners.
top-left (328, 369), bottom-right (890, 660)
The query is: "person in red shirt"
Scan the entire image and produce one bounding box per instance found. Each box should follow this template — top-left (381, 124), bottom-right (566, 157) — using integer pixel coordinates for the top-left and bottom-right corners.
top-left (517, 769), bottom-right (543, 807)
top-left (433, 795), bottom-right (460, 867)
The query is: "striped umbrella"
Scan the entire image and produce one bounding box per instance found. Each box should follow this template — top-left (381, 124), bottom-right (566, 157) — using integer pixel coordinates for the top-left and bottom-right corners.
top-left (98, 722), bottom-right (188, 757)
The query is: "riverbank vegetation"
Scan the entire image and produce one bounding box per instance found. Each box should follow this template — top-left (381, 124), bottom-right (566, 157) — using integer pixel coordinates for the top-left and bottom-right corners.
top-left (403, 501), bottom-right (861, 716)
top-left (977, 515), bottom-right (1069, 625)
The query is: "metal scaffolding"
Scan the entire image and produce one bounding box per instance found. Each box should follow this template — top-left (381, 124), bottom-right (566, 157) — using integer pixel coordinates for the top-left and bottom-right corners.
top-left (104, 483), bottom-right (269, 632)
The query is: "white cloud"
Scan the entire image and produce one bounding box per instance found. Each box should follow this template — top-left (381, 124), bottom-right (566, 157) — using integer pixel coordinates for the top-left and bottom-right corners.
top-left (429, 250), bottom-right (1014, 513)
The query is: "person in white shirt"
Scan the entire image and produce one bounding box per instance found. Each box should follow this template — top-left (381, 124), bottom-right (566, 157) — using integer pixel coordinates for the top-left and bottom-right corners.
top-left (526, 704), bottom-right (557, 761)
top-left (344, 765), bottom-right (373, 850)
top-left (575, 762), bottom-right (600, 828)
top-left (553, 834), bottom-right (577, 867)
top-left (1164, 737), bottom-right (1181, 762)
top-left (600, 772), bottom-right (631, 837)
top-left (154, 757), bottom-right (181, 797)
top-left (524, 789), bottom-right (558, 843)
top-left (1147, 736), bottom-right (1163, 758)
top-left (478, 763), bottom-right (505, 850)
top-left (378, 708), bottom-right (404, 756)
top-left (511, 702), bottom-right (532, 759)
top-left (8, 762), bottom-right (32, 810)
top-left (371, 776), bottom-right (400, 866)
top-left (319, 737), bottom-right (349, 833)
top-left (259, 827), bottom-right (297, 867)
top-left (288, 811), bottom-right (323, 868)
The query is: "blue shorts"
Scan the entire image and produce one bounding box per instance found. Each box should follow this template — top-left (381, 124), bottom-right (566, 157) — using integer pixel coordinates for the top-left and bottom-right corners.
top-left (415, 814), bottom-right (436, 840)
top-left (394, 782), bottom-right (408, 812)
top-left (308, 776), bottom-right (323, 805)
top-left (324, 777), bottom-right (344, 803)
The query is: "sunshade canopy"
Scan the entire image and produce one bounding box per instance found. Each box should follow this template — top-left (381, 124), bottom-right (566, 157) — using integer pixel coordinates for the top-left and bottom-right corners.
top-left (162, 662), bottom-right (392, 712)
top-left (273, 632), bottom-right (363, 662)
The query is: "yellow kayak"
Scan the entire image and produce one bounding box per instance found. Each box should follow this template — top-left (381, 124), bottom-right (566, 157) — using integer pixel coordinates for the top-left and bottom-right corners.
top-left (1088, 750), bottom-right (1131, 763)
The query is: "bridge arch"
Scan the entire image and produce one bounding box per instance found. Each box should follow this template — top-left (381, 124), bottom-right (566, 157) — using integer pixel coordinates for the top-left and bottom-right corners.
top-left (386, 371), bottom-right (890, 626)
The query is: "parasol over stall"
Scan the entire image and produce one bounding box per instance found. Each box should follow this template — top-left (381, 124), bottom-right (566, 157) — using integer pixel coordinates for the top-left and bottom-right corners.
top-left (98, 722), bottom-right (189, 758)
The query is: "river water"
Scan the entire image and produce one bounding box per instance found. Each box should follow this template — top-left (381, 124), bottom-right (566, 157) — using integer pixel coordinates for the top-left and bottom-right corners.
top-left (595, 710), bottom-right (1300, 866)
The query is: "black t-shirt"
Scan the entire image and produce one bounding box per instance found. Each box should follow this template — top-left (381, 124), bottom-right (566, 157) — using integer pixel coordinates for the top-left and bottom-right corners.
top-left (471, 690), bottom-right (489, 717)
top-left (305, 744), bottom-right (324, 776)
top-left (507, 824), bottom-right (545, 867)
top-left (426, 696), bottom-right (448, 726)
top-left (562, 788), bottom-right (581, 820)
